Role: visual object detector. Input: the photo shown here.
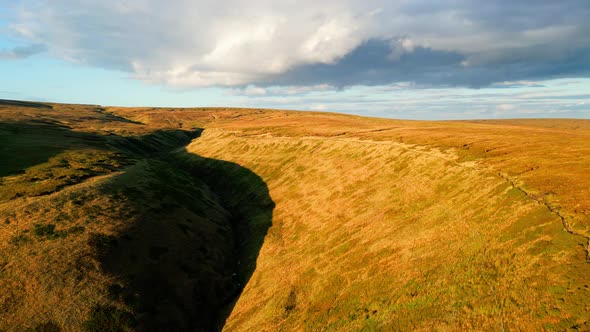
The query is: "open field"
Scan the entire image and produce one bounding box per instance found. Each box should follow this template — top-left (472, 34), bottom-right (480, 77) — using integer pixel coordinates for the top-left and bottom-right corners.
top-left (1, 100), bottom-right (589, 330)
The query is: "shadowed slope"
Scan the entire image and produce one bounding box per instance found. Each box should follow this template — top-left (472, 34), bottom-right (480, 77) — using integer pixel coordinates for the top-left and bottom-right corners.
top-left (0, 121), bottom-right (107, 177)
top-left (0, 105), bottom-right (274, 331)
top-left (173, 150), bottom-right (275, 328)
top-left (0, 99), bottom-right (53, 109)
top-left (86, 152), bottom-right (273, 331)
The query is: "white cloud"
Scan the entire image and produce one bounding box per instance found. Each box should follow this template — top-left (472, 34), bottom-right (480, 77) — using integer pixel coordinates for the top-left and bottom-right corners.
top-left (242, 86), bottom-right (267, 96)
top-left (496, 104), bottom-right (516, 112)
top-left (388, 37), bottom-right (416, 60)
top-left (230, 84), bottom-right (335, 97)
top-left (9, 0), bottom-right (377, 86)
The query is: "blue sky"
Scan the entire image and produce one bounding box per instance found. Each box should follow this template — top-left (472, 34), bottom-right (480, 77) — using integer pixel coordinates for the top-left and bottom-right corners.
top-left (1, 1), bottom-right (589, 120)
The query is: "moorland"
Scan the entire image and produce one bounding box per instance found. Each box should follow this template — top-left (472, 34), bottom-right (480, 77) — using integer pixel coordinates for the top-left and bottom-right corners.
top-left (1, 99), bottom-right (589, 331)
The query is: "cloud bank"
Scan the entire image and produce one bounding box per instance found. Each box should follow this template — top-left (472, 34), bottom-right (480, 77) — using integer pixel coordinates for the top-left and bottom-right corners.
top-left (7, 0), bottom-right (590, 87)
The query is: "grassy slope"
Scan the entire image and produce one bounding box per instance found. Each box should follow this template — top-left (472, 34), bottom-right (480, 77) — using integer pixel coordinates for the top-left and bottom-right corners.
top-left (1, 101), bottom-right (589, 330)
top-left (0, 102), bottom-right (272, 331)
top-left (111, 107), bottom-right (590, 330)
top-left (187, 130), bottom-right (588, 331)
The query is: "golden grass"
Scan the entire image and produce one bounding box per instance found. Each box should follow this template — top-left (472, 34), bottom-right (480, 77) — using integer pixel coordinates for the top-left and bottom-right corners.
top-left (185, 129), bottom-right (590, 331)
top-left (1, 100), bottom-right (589, 330)
top-left (114, 107), bottom-right (590, 235)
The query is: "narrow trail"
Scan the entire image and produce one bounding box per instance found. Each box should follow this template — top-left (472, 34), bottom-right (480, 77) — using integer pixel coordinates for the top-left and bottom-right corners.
top-left (245, 132), bottom-right (590, 262)
top-left (497, 171), bottom-right (590, 262)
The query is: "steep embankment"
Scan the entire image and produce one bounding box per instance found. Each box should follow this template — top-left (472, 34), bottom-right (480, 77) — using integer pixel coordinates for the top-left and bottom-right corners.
top-left (107, 106), bottom-right (590, 330)
top-left (0, 102), bottom-right (271, 331)
top-left (112, 107), bottom-right (590, 241)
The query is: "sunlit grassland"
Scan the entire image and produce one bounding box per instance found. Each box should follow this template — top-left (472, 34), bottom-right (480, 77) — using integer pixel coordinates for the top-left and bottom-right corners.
top-left (113, 107), bottom-right (590, 238)
top-left (1, 101), bottom-right (589, 331)
top-left (186, 129), bottom-right (590, 331)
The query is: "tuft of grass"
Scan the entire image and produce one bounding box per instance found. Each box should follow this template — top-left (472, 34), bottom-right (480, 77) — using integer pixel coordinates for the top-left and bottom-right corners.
top-left (82, 305), bottom-right (136, 332)
top-left (32, 223), bottom-right (67, 240)
top-left (67, 225), bottom-right (86, 235)
top-left (33, 223), bottom-right (57, 237)
top-left (284, 290), bottom-right (297, 315)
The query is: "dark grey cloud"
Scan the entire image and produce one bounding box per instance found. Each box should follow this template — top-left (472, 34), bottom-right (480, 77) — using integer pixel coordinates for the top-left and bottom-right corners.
top-left (263, 39), bottom-right (590, 88)
top-left (266, 40), bottom-right (463, 87)
top-left (398, 0), bottom-right (590, 32)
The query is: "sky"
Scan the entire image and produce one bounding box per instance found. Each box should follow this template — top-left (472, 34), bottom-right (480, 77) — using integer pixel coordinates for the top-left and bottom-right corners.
top-left (0, 0), bottom-right (589, 120)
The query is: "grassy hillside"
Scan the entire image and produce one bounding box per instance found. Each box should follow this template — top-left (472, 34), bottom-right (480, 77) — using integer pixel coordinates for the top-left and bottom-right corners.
top-left (1, 100), bottom-right (589, 330)
top-left (113, 107), bottom-right (590, 330)
top-left (186, 129), bottom-right (589, 330)
top-left (0, 101), bottom-right (272, 330)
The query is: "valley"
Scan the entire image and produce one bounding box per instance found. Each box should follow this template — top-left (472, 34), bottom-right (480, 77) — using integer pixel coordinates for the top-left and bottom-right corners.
top-left (1, 100), bottom-right (589, 330)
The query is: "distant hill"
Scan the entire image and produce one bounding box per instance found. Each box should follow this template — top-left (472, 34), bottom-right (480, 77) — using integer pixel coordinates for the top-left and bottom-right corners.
top-left (1, 100), bottom-right (589, 331)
